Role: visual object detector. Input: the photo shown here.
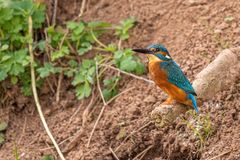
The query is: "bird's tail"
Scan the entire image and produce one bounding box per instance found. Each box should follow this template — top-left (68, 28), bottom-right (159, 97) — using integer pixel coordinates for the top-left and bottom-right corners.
top-left (188, 94), bottom-right (199, 113)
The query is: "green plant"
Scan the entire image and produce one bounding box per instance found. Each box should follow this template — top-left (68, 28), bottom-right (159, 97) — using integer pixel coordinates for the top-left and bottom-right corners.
top-left (0, 0), bottom-right (144, 101)
top-left (0, 0), bottom-right (45, 82)
top-left (39, 17), bottom-right (144, 100)
top-left (13, 143), bottom-right (20, 160)
top-left (181, 110), bottom-right (213, 149)
top-left (114, 17), bottom-right (136, 40)
top-left (71, 59), bottom-right (96, 99)
top-left (0, 121), bottom-right (8, 145)
top-left (42, 155), bottom-right (54, 160)
top-left (102, 76), bottom-right (121, 101)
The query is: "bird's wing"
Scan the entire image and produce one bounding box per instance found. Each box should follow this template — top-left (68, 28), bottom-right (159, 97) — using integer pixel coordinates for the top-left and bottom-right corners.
top-left (160, 60), bottom-right (197, 96)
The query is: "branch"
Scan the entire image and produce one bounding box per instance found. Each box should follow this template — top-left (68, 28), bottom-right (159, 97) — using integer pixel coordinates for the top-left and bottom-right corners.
top-left (100, 64), bottom-right (154, 84)
top-left (28, 16), bottom-right (65, 160)
top-left (151, 48), bottom-right (240, 127)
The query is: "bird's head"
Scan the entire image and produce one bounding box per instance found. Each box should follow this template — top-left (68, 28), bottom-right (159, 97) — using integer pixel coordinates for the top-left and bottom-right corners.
top-left (132, 44), bottom-right (172, 61)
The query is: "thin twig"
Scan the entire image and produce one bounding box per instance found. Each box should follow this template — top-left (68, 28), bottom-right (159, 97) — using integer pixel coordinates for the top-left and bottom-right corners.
top-left (87, 63), bottom-right (136, 147)
top-left (132, 145), bottom-right (153, 160)
top-left (87, 105), bottom-right (106, 148)
top-left (109, 146), bottom-right (120, 160)
top-left (63, 91), bottom-right (97, 153)
top-left (39, 135), bottom-right (74, 151)
top-left (52, 0), bottom-right (58, 25)
top-left (56, 72), bottom-right (63, 102)
top-left (118, 39), bottom-right (122, 50)
top-left (59, 30), bottom-right (69, 49)
top-left (43, 29), bottom-right (51, 61)
top-left (87, 62), bottom-right (106, 147)
top-left (17, 117), bottom-right (27, 145)
top-left (46, 77), bottom-right (55, 94)
top-left (87, 105), bottom-right (106, 147)
top-left (82, 91), bottom-right (95, 126)
top-left (28, 16), bottom-right (65, 160)
top-left (91, 30), bottom-right (107, 48)
top-left (96, 62), bottom-right (107, 105)
top-left (63, 127), bottom-right (84, 153)
top-left (78, 0), bottom-right (86, 18)
top-left (115, 121), bottom-right (152, 152)
top-left (67, 100), bottom-right (84, 126)
top-left (106, 86), bottom-right (135, 105)
top-left (207, 149), bottom-right (232, 160)
top-left (100, 64), bottom-right (154, 84)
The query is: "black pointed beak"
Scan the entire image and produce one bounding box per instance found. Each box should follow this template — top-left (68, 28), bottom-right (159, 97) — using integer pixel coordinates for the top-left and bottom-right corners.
top-left (132, 48), bottom-right (152, 54)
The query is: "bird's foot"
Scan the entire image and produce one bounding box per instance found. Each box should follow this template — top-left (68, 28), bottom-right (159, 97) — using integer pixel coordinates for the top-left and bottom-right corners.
top-left (162, 97), bottom-right (175, 105)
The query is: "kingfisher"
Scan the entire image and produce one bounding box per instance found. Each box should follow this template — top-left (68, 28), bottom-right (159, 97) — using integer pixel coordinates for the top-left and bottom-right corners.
top-left (133, 44), bottom-right (199, 113)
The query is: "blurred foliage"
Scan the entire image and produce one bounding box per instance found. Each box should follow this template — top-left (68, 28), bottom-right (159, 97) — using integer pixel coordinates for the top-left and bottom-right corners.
top-left (0, 0), bottom-right (145, 100)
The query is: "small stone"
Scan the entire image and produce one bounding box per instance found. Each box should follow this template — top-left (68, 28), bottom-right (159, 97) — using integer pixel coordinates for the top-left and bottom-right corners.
top-left (225, 94), bottom-right (232, 101)
top-left (185, 0), bottom-right (207, 6)
top-left (144, 95), bottom-right (156, 103)
top-left (216, 22), bottom-right (229, 30)
top-left (214, 29), bottom-right (222, 34)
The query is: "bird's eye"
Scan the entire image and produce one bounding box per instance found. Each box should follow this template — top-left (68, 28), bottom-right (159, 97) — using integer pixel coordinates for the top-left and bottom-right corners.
top-left (150, 48), bottom-right (156, 52)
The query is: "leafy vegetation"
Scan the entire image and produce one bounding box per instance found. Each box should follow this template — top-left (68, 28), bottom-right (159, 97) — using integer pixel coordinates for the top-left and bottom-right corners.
top-left (41, 155), bottom-right (55, 160)
top-left (181, 111), bottom-right (213, 149)
top-left (0, 0), bottom-right (145, 101)
top-left (0, 121), bottom-right (8, 145)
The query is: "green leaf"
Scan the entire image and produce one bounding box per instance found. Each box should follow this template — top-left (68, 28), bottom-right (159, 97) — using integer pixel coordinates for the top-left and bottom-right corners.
top-left (0, 133), bottom-right (5, 145)
top-left (88, 21), bottom-right (111, 28)
top-left (77, 42), bottom-right (92, 55)
top-left (68, 60), bottom-right (78, 68)
top-left (88, 66), bottom-right (95, 76)
top-left (0, 70), bottom-right (8, 81)
top-left (103, 88), bottom-right (118, 101)
top-left (74, 23), bottom-right (85, 35)
top-left (0, 121), bottom-right (8, 132)
top-left (11, 76), bottom-right (18, 84)
top-left (1, 55), bottom-right (11, 61)
top-left (67, 21), bottom-right (85, 41)
top-left (10, 63), bottom-right (25, 75)
top-left (37, 63), bottom-right (60, 78)
top-left (135, 62), bottom-right (145, 75)
top-left (113, 50), bottom-right (124, 60)
top-left (0, 8), bottom-right (13, 22)
top-left (102, 89), bottom-right (112, 101)
top-left (82, 59), bottom-right (93, 69)
top-left (41, 155), bottom-right (54, 160)
top-left (84, 81), bottom-right (91, 97)
top-left (72, 72), bottom-right (85, 86)
top-left (105, 44), bottom-right (117, 52)
top-left (224, 16), bottom-right (234, 22)
top-left (51, 46), bottom-right (69, 61)
top-left (37, 40), bottom-right (46, 51)
top-left (19, 71), bottom-right (32, 96)
top-left (0, 44), bottom-right (9, 51)
top-left (116, 127), bottom-right (126, 140)
top-left (102, 76), bottom-right (120, 101)
top-left (10, 0), bottom-right (34, 15)
top-left (21, 84), bottom-right (32, 96)
top-left (75, 84), bottom-right (85, 99)
top-left (115, 17), bottom-right (136, 40)
top-left (75, 82), bottom-right (92, 99)
top-left (86, 74), bottom-right (94, 84)
top-left (64, 69), bottom-right (74, 77)
top-left (67, 21), bottom-right (79, 30)
top-left (120, 57), bottom-right (137, 72)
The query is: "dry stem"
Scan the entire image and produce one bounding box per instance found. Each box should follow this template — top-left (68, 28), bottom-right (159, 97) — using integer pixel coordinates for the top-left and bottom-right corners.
top-left (28, 16), bottom-right (65, 160)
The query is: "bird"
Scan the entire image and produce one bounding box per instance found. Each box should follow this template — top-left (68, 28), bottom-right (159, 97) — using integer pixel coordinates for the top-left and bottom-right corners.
top-left (132, 44), bottom-right (199, 113)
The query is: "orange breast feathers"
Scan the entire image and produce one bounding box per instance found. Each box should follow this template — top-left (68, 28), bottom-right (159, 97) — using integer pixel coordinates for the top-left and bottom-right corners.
top-left (148, 58), bottom-right (191, 106)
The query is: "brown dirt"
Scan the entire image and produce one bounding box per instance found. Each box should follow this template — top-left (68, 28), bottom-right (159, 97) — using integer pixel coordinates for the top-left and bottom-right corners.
top-left (1, 0), bottom-right (240, 159)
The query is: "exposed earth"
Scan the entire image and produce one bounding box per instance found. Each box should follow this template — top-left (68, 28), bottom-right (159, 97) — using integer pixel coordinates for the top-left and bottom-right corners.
top-left (0, 0), bottom-right (240, 159)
